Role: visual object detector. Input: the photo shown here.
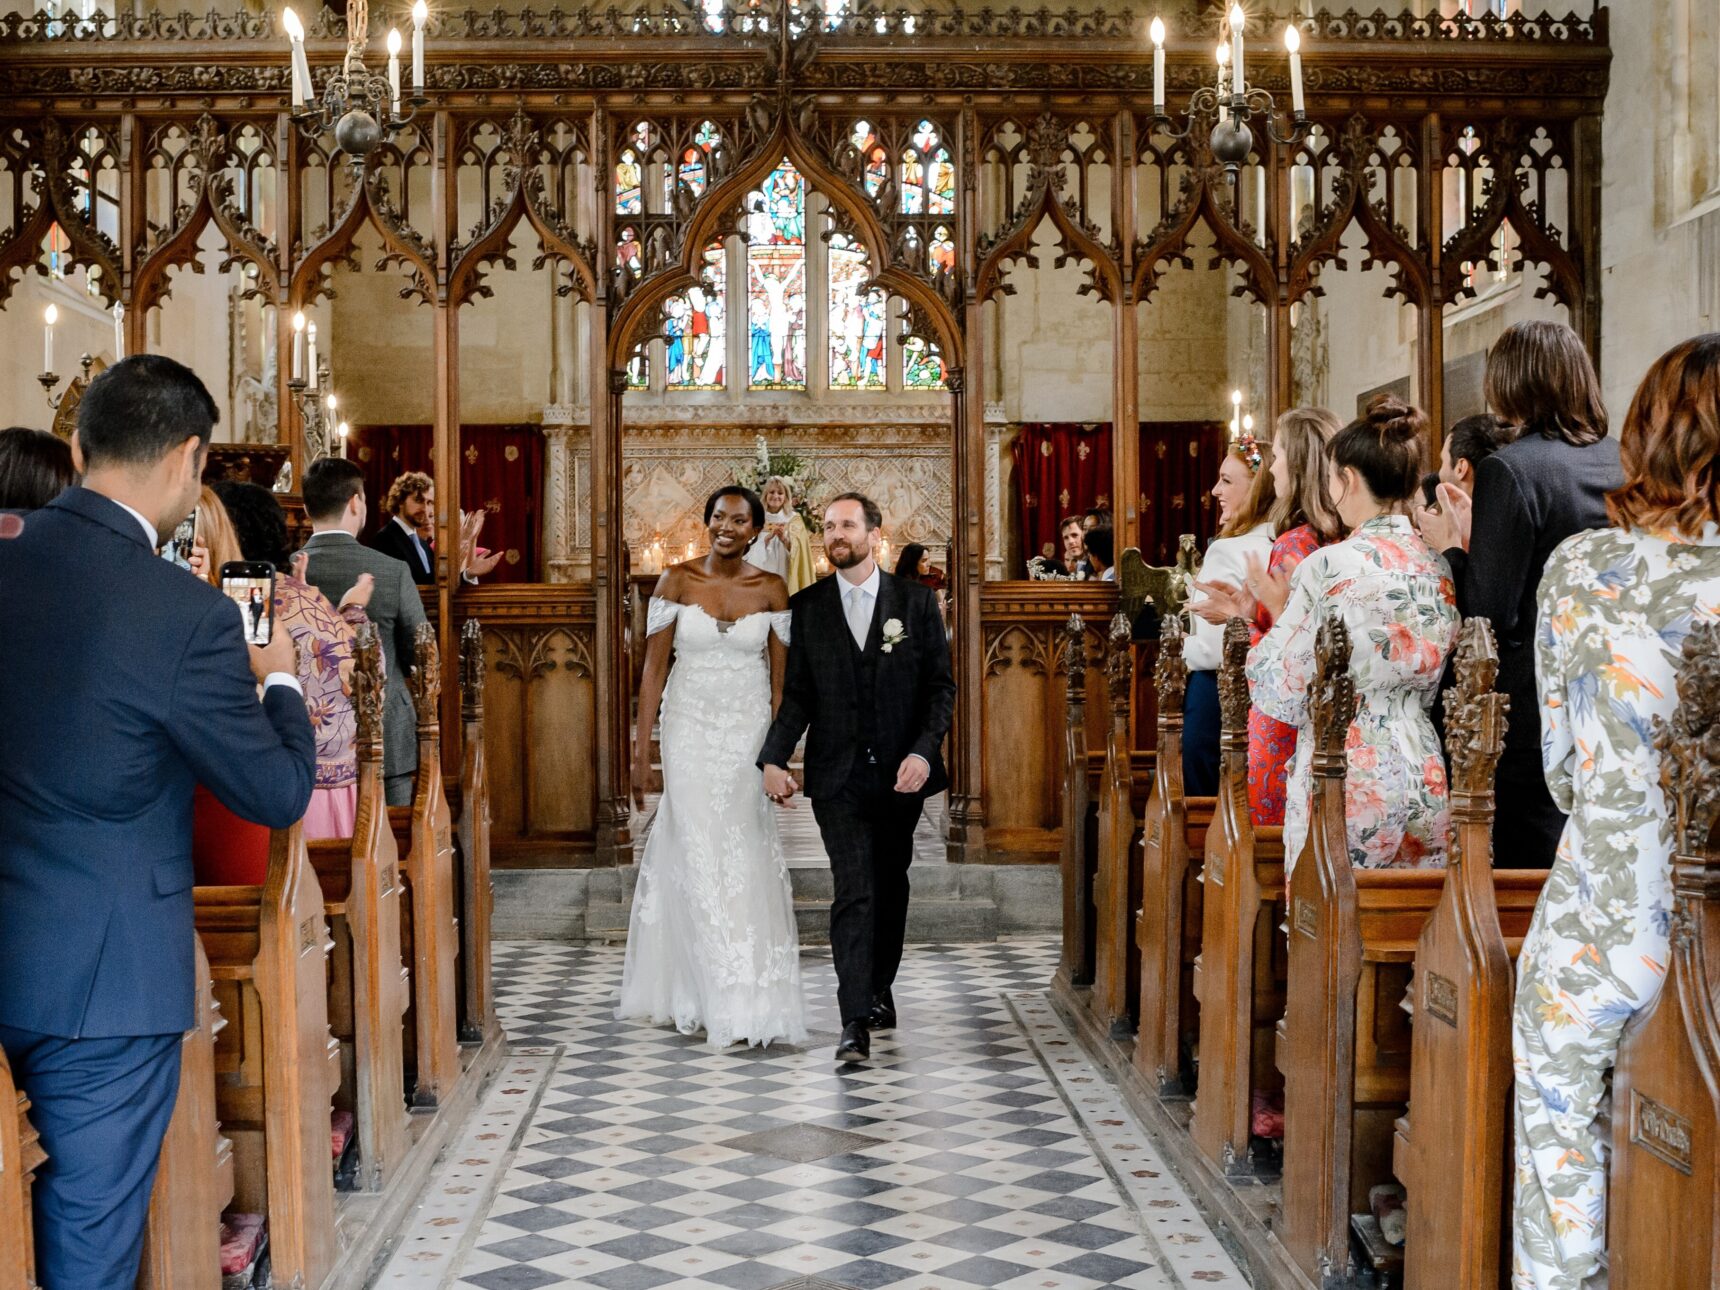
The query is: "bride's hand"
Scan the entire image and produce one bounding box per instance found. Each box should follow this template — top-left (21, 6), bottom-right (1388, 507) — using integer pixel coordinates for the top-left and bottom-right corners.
top-left (631, 750), bottom-right (660, 811)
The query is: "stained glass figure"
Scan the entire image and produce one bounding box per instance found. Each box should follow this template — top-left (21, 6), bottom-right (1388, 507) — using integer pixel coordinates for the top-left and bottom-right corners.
top-left (666, 241), bottom-right (727, 390)
top-left (828, 233), bottom-right (885, 390)
top-left (849, 121), bottom-right (890, 200)
top-left (903, 334), bottom-right (946, 389)
top-left (745, 161), bottom-right (807, 391)
top-left (617, 226), bottom-right (648, 387)
top-left (901, 120), bottom-right (955, 215)
top-left (615, 122), bottom-right (651, 215)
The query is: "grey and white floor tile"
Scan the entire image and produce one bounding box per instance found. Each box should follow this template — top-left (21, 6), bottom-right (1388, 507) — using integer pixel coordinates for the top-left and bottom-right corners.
top-left (376, 941), bottom-right (1244, 1289)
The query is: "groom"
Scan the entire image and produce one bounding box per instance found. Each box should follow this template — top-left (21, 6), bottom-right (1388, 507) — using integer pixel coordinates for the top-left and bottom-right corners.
top-left (760, 493), bottom-right (956, 1065)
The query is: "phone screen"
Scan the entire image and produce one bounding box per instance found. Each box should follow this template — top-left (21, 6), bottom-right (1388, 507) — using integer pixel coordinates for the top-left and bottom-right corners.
top-left (220, 562), bottom-right (276, 646)
top-left (162, 511), bottom-right (196, 571)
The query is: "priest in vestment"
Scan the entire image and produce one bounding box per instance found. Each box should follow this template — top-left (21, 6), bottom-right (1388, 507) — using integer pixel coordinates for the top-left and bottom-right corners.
top-left (745, 475), bottom-right (816, 594)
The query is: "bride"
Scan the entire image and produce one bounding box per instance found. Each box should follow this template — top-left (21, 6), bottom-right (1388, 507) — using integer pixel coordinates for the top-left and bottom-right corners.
top-left (618, 484), bottom-right (808, 1049)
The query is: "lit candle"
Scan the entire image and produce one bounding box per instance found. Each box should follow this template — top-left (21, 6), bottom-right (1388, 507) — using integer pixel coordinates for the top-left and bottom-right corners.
top-left (1216, 43), bottom-right (1230, 122)
top-left (386, 28), bottom-right (402, 114)
top-left (291, 310), bottom-right (306, 381)
top-left (1242, 413), bottom-right (1254, 434)
top-left (1149, 17), bottom-right (1165, 114)
top-left (1229, 4), bottom-right (1245, 97)
top-left (306, 321), bottom-right (318, 389)
top-left (1231, 388), bottom-right (1242, 416)
top-left (326, 392), bottom-right (338, 417)
top-left (411, 1), bottom-right (427, 93)
top-left (337, 421), bottom-right (349, 458)
top-left (1285, 24), bottom-right (1305, 115)
top-left (282, 7), bottom-right (310, 108)
top-left (42, 303), bottom-right (57, 374)
top-left (112, 301), bottom-right (124, 359)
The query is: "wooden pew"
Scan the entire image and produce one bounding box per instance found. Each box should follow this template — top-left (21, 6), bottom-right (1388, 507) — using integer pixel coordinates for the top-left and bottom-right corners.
top-left (1057, 613), bottom-right (1098, 991)
top-left (1092, 612), bottom-right (1148, 1037)
top-left (455, 618), bottom-right (497, 1045)
top-left (1134, 613), bottom-right (1217, 1096)
top-left (0, 1041), bottom-right (44, 1290)
top-left (1276, 613), bottom-right (1444, 1286)
top-left (136, 935), bottom-right (232, 1290)
top-left (196, 825), bottom-right (341, 1290)
top-left (1191, 618), bottom-right (1288, 1174)
top-left (1609, 619), bottom-right (1720, 1286)
top-left (306, 623), bottom-right (411, 1192)
top-left (1392, 618), bottom-right (1549, 1287)
top-left (387, 622), bottom-right (462, 1109)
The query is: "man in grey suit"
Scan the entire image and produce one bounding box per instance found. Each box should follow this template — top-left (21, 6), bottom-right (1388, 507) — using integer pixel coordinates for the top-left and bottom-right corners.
top-left (298, 457), bottom-right (427, 805)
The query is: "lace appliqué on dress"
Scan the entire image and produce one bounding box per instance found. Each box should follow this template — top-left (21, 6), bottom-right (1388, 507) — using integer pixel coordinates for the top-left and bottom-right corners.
top-left (647, 596), bottom-right (682, 638)
top-left (770, 610), bottom-right (791, 646)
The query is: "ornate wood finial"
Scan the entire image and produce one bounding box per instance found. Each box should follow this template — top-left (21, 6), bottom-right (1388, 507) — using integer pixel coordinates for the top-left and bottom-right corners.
top-left (1654, 620), bottom-right (1720, 859)
top-left (1105, 612), bottom-right (1132, 716)
top-left (1310, 610), bottom-right (1356, 767)
top-left (460, 618), bottom-right (485, 720)
top-left (409, 621), bottom-right (441, 730)
top-left (1446, 617), bottom-right (1508, 802)
top-left (1064, 614), bottom-right (1088, 696)
top-left (1156, 612), bottom-right (1188, 719)
top-left (352, 620), bottom-right (384, 765)
top-left (1217, 616), bottom-right (1251, 737)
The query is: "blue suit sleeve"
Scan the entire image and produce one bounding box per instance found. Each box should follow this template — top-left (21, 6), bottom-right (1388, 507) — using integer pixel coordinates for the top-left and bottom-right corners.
top-left (168, 597), bottom-right (317, 828)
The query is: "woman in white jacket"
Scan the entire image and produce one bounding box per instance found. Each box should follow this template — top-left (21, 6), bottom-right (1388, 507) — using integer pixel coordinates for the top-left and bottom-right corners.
top-left (1180, 434), bottom-right (1276, 795)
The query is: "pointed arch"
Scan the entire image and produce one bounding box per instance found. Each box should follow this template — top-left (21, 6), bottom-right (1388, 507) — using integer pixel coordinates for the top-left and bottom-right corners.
top-left (975, 182), bottom-right (1122, 305)
top-left (1288, 117), bottom-right (1430, 308)
top-left (1131, 162), bottom-right (1274, 307)
top-left (0, 120), bottom-right (123, 309)
top-left (290, 167), bottom-right (438, 307)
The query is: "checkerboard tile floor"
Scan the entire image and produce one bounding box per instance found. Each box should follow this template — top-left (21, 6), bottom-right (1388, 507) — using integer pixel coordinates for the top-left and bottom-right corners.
top-left (380, 941), bottom-right (1244, 1289)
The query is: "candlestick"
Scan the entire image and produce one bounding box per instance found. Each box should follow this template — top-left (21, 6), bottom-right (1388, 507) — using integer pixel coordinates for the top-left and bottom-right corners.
top-left (43, 303), bottom-right (56, 375)
top-left (1149, 17), bottom-right (1165, 113)
top-left (306, 322), bottom-right (318, 389)
top-left (290, 310), bottom-right (306, 381)
top-left (337, 421), bottom-right (349, 458)
top-left (411, 0), bottom-right (427, 92)
top-left (1285, 24), bottom-right (1305, 115)
top-left (1229, 4), bottom-right (1245, 97)
top-left (112, 301), bottom-right (125, 359)
top-left (386, 28), bottom-right (402, 113)
top-left (282, 7), bottom-right (310, 107)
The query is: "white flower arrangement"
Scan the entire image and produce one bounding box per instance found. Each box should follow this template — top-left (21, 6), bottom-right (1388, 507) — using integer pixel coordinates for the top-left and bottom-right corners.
top-left (881, 617), bottom-right (907, 653)
top-left (735, 434), bottom-right (822, 530)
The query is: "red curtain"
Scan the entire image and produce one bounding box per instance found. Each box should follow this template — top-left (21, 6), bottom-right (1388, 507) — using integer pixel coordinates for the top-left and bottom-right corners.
top-left (1138, 421), bottom-right (1227, 566)
top-left (348, 424), bottom-right (544, 583)
top-left (1012, 422), bottom-right (1113, 566)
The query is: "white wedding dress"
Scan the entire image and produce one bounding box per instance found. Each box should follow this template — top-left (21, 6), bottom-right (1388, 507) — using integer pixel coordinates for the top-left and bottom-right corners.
top-left (615, 599), bottom-right (808, 1049)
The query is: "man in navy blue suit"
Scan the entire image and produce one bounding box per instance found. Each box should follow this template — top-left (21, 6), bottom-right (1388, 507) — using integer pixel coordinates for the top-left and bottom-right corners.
top-left (0, 355), bottom-right (316, 1289)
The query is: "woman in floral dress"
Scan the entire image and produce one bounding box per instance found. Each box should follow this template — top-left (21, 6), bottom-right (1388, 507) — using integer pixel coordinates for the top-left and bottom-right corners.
top-left (1511, 335), bottom-right (1720, 1288)
top-left (1191, 407), bottom-right (1343, 823)
top-left (1247, 397), bottom-right (1459, 870)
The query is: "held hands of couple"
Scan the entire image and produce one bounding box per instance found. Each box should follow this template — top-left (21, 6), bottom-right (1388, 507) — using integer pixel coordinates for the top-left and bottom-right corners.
top-left (1412, 482), bottom-right (1472, 554)
top-left (762, 756), bottom-right (928, 805)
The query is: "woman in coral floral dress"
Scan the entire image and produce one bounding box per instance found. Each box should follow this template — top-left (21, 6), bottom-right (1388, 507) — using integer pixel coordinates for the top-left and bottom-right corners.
top-left (1247, 398), bottom-right (1459, 871)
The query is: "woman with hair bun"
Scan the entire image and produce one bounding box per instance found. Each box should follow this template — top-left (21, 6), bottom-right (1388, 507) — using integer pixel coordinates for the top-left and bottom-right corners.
top-left (1247, 396), bottom-right (1459, 871)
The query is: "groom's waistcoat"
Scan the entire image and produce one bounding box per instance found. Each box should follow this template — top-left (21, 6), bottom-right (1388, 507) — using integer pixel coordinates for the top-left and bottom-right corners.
top-left (847, 622), bottom-right (880, 765)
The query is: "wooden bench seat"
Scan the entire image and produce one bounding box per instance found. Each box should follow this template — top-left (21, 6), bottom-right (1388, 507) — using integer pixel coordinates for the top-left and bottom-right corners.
top-left (195, 825), bottom-right (340, 1290)
top-left (386, 623), bottom-right (461, 1109)
top-left (1093, 613), bottom-right (1157, 1037)
top-left (137, 935), bottom-right (232, 1290)
top-left (454, 619), bottom-right (497, 1046)
top-left (1, 1040), bottom-right (44, 1290)
top-left (1058, 615), bottom-right (1098, 992)
top-left (306, 622), bottom-right (411, 1192)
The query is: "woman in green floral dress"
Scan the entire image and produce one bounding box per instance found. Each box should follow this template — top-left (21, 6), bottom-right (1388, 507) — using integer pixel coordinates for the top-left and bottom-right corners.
top-left (1512, 334), bottom-right (1720, 1288)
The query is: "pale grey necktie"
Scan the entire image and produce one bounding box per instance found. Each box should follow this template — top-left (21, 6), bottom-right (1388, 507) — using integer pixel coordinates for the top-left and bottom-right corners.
top-left (845, 585), bottom-right (871, 650)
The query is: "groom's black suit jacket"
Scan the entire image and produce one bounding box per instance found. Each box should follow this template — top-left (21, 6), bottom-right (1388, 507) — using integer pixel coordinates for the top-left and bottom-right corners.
top-left (758, 570), bottom-right (956, 800)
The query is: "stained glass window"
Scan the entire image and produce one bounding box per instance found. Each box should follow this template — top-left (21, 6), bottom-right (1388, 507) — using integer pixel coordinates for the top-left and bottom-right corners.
top-left (849, 121), bottom-right (890, 200)
top-left (615, 122), bottom-right (650, 215)
top-left (617, 226), bottom-right (648, 387)
top-left (903, 335), bottom-right (946, 389)
top-left (828, 233), bottom-right (886, 391)
top-left (901, 120), bottom-right (954, 215)
top-left (745, 161), bottom-right (807, 391)
top-left (666, 241), bottom-right (727, 390)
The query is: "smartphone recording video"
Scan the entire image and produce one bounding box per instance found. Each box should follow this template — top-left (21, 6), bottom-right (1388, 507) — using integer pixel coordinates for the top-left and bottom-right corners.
top-left (162, 511), bottom-right (196, 571)
top-left (220, 561), bottom-right (276, 646)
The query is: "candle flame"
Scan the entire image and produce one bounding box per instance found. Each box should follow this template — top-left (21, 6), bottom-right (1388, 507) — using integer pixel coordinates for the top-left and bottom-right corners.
top-left (282, 5), bottom-right (303, 39)
top-left (1149, 15), bottom-right (1164, 45)
top-left (1229, 4), bottom-right (1245, 30)
top-left (411, 0), bottom-right (428, 26)
top-left (1231, 388), bottom-right (1242, 406)
top-left (292, 309), bottom-right (306, 332)
top-left (387, 26), bottom-right (402, 53)
top-left (1284, 23), bottom-right (1300, 52)
top-left (337, 421), bottom-right (349, 439)
top-left (1242, 413), bottom-right (1254, 432)
top-left (43, 304), bottom-right (57, 326)
top-left (1216, 41), bottom-right (1230, 66)
top-left (326, 392), bottom-right (338, 412)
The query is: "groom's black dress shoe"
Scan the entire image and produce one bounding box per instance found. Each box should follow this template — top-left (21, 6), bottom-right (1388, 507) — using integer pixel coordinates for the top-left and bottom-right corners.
top-left (868, 990), bottom-right (896, 1031)
top-left (835, 1021), bottom-right (871, 1064)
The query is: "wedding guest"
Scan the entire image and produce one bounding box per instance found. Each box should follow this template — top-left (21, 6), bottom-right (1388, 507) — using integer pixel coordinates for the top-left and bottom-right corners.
top-left (1415, 320), bottom-right (1621, 869)
top-left (0, 354), bottom-right (313, 1290)
top-left (1247, 396), bottom-right (1457, 871)
top-left (1438, 411), bottom-right (1513, 498)
top-left (1084, 524), bottom-right (1115, 581)
top-left (1190, 407), bottom-right (1343, 824)
top-left (1182, 433), bottom-right (1276, 796)
top-left (745, 474), bottom-right (816, 594)
top-left (893, 543), bottom-right (936, 585)
top-left (1510, 334), bottom-right (1720, 1289)
top-left (0, 426), bottom-right (75, 510)
top-left (370, 469), bottom-right (503, 584)
top-left (1059, 515), bottom-right (1091, 577)
top-left (1083, 505), bottom-right (1112, 533)
top-left (188, 484), bottom-right (241, 584)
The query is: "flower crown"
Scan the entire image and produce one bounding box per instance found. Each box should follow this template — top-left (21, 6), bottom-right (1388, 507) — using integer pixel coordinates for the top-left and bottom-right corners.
top-left (1232, 430), bottom-right (1265, 475)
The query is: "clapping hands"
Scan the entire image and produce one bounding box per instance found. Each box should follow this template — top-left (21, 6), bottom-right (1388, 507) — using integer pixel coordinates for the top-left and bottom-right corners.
top-left (1413, 482), bottom-right (1472, 554)
top-left (460, 509), bottom-right (504, 579)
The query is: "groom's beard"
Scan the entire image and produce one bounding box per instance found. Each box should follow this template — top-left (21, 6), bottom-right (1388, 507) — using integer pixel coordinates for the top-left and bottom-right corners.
top-left (826, 539), bottom-right (871, 570)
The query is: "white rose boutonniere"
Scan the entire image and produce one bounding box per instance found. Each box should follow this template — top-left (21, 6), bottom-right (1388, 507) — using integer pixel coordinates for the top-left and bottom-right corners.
top-left (880, 617), bottom-right (907, 653)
